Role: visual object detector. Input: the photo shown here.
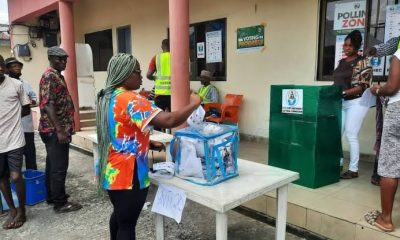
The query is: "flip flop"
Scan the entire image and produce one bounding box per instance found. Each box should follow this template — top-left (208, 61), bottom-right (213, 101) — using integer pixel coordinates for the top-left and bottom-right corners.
top-left (374, 220), bottom-right (394, 232)
top-left (364, 210), bottom-right (395, 232)
top-left (364, 210), bottom-right (380, 224)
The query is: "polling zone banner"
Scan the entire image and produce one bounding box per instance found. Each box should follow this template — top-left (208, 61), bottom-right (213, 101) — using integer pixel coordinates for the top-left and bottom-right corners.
top-left (334, 1), bottom-right (366, 31)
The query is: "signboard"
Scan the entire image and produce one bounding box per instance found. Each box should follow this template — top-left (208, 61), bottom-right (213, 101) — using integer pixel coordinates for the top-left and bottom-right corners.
top-left (197, 42), bottom-right (205, 58)
top-left (206, 30), bottom-right (222, 63)
top-left (282, 89), bottom-right (303, 114)
top-left (334, 1), bottom-right (366, 31)
top-left (237, 25), bottom-right (264, 52)
top-left (384, 5), bottom-right (400, 75)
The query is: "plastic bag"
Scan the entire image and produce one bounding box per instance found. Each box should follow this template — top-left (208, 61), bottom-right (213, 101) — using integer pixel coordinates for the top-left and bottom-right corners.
top-left (178, 137), bottom-right (204, 178)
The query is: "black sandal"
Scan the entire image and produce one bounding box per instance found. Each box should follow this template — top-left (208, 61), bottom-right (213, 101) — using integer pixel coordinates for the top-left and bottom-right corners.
top-left (54, 201), bottom-right (82, 214)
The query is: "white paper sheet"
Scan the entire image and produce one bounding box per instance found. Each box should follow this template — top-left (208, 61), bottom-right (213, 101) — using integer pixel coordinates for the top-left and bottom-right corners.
top-left (359, 89), bottom-right (376, 108)
top-left (151, 184), bottom-right (187, 223)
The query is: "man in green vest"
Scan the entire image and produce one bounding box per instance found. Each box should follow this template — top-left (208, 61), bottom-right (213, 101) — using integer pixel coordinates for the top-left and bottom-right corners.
top-left (146, 39), bottom-right (171, 111)
top-left (198, 70), bottom-right (219, 104)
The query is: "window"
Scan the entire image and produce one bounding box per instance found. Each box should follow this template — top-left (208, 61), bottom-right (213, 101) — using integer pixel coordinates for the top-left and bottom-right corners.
top-left (117, 26), bottom-right (132, 54)
top-left (318, 0), bottom-right (399, 81)
top-left (189, 18), bottom-right (227, 81)
top-left (85, 29), bottom-right (113, 71)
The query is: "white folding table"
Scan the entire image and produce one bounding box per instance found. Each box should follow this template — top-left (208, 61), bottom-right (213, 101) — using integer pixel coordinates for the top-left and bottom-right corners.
top-left (150, 159), bottom-right (299, 240)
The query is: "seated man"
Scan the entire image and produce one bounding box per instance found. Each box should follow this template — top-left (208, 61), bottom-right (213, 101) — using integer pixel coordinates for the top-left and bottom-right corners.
top-left (198, 70), bottom-right (220, 117)
top-left (198, 70), bottom-right (219, 104)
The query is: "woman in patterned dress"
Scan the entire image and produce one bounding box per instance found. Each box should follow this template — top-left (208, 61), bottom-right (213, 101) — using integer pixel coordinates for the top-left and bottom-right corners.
top-left (96, 53), bottom-right (201, 240)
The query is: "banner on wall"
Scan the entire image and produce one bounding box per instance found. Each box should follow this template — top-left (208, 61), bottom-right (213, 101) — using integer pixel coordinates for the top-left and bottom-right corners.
top-left (237, 25), bottom-right (264, 52)
top-left (334, 1), bottom-right (366, 31)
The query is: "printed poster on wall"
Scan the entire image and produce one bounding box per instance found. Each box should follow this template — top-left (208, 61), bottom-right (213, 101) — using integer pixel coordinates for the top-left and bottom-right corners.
top-left (282, 89), bottom-right (303, 114)
top-left (206, 30), bottom-right (222, 63)
top-left (384, 5), bottom-right (400, 75)
top-left (370, 57), bottom-right (385, 77)
top-left (334, 1), bottom-right (366, 31)
top-left (334, 34), bottom-right (364, 69)
top-left (197, 42), bottom-right (205, 58)
top-left (237, 25), bottom-right (264, 52)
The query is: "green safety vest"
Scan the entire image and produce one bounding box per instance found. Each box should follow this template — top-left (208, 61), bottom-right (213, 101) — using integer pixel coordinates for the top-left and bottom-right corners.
top-left (155, 52), bottom-right (171, 95)
top-left (198, 85), bottom-right (213, 103)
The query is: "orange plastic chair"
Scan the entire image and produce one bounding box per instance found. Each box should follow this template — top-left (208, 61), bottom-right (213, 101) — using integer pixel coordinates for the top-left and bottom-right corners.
top-left (204, 94), bottom-right (243, 124)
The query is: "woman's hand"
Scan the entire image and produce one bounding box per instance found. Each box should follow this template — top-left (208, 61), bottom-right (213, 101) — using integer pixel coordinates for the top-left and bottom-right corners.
top-left (370, 84), bottom-right (381, 96)
top-left (190, 92), bottom-right (202, 106)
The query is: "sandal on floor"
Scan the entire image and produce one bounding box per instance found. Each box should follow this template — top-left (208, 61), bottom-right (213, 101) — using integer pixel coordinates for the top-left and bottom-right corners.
top-left (364, 210), bottom-right (395, 232)
top-left (370, 178), bottom-right (380, 186)
top-left (364, 210), bottom-right (380, 225)
top-left (340, 170), bottom-right (358, 179)
top-left (54, 201), bottom-right (82, 214)
top-left (375, 221), bottom-right (395, 232)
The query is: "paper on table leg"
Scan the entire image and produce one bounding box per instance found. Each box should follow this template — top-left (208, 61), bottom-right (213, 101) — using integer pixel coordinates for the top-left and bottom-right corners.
top-left (151, 184), bottom-right (187, 224)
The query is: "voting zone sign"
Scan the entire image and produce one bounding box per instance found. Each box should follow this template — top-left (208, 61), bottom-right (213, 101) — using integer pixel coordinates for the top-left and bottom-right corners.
top-left (334, 1), bottom-right (366, 31)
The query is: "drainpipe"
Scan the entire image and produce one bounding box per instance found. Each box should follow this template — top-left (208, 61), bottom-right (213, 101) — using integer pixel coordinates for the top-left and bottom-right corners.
top-left (169, 0), bottom-right (190, 130)
top-left (59, 0), bottom-right (80, 131)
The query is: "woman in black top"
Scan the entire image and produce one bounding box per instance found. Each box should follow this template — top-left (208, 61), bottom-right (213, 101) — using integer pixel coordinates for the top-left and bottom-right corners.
top-left (333, 30), bottom-right (372, 179)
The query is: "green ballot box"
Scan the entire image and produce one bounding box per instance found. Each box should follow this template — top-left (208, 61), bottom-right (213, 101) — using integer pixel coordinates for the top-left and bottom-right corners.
top-left (268, 85), bottom-right (342, 188)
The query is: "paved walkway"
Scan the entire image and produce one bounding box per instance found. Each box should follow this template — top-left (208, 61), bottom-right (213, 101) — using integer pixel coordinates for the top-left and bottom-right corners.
top-left (0, 134), bottom-right (303, 240)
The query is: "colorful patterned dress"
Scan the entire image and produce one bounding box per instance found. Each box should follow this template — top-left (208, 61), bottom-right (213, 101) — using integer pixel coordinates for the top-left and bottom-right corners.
top-left (102, 87), bottom-right (161, 190)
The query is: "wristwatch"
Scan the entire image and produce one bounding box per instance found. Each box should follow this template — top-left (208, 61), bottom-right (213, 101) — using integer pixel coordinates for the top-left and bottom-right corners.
top-left (342, 91), bottom-right (347, 98)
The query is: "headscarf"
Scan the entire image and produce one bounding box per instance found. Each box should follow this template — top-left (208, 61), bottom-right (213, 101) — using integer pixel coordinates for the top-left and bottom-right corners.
top-left (96, 53), bottom-right (137, 191)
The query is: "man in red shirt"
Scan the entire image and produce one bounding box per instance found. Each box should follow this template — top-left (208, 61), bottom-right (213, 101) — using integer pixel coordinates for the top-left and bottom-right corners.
top-left (39, 46), bottom-right (82, 213)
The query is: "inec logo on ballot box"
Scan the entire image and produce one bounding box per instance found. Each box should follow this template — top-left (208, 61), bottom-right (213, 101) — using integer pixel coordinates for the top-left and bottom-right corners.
top-left (282, 89), bottom-right (303, 114)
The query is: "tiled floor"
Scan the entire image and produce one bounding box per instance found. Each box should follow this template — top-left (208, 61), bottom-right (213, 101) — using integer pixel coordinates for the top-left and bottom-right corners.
top-left (73, 130), bottom-right (400, 240)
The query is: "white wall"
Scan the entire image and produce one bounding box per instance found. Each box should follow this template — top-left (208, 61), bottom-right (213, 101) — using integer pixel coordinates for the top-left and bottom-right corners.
top-left (10, 25), bottom-right (49, 96)
top-left (0, 45), bottom-right (11, 58)
top-left (12, 0), bottom-right (376, 155)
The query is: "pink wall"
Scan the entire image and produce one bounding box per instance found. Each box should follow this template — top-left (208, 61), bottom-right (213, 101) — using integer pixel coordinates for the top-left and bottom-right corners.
top-left (7, 0), bottom-right (77, 23)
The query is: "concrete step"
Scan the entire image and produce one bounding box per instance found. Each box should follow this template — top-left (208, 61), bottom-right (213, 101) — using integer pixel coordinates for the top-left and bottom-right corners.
top-left (80, 119), bottom-right (96, 128)
top-left (79, 110), bottom-right (96, 120)
top-left (80, 126), bottom-right (96, 132)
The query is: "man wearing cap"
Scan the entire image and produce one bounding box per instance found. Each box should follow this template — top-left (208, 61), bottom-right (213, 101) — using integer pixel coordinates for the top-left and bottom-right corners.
top-left (197, 70), bottom-right (219, 104)
top-left (6, 57), bottom-right (38, 170)
top-left (0, 54), bottom-right (31, 229)
top-left (39, 46), bottom-right (81, 213)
